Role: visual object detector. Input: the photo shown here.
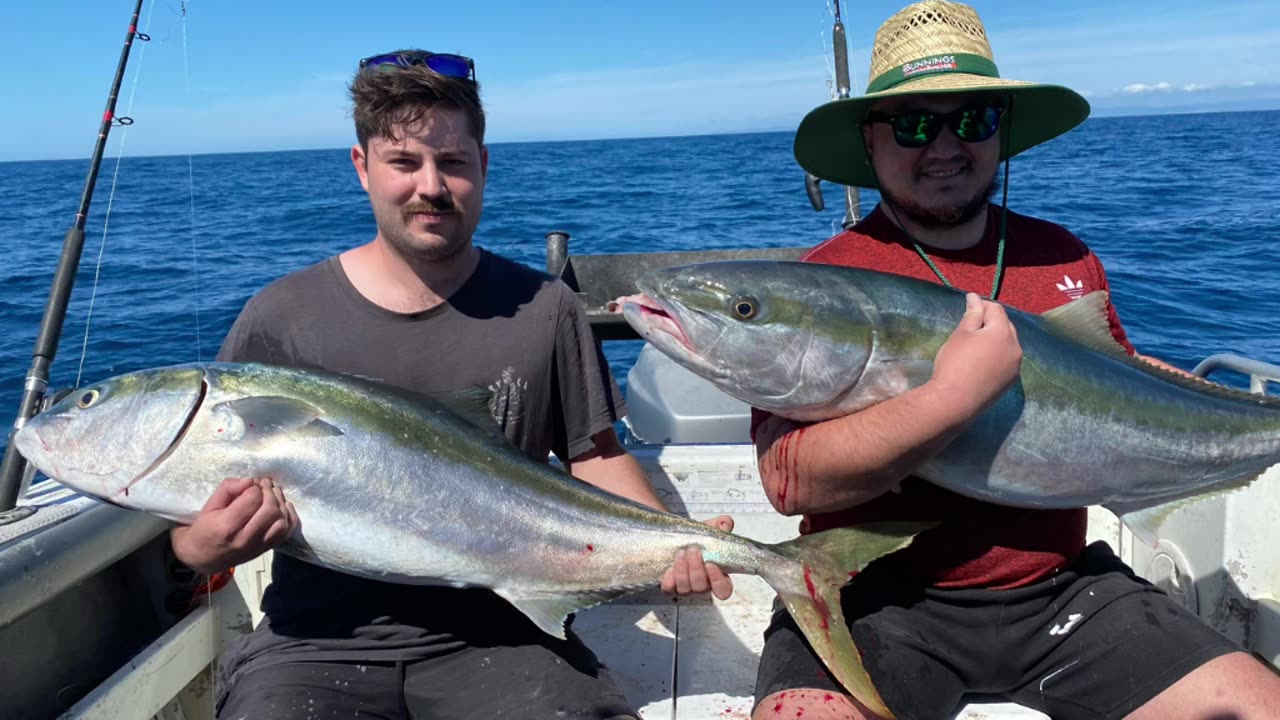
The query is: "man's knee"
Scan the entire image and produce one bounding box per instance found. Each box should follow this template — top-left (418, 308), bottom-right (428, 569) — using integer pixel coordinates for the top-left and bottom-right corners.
top-left (753, 688), bottom-right (884, 720)
top-left (1124, 651), bottom-right (1280, 720)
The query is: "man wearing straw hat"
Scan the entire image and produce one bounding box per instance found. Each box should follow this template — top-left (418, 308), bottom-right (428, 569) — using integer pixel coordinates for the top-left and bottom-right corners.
top-left (749, 2), bottom-right (1280, 719)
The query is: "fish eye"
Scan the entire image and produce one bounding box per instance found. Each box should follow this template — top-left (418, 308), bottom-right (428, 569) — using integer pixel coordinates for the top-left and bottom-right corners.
top-left (77, 389), bottom-right (100, 409)
top-left (732, 297), bottom-right (758, 320)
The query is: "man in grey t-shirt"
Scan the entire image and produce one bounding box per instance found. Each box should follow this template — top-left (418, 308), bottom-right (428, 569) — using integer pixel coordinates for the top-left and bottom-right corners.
top-left (171, 49), bottom-right (734, 720)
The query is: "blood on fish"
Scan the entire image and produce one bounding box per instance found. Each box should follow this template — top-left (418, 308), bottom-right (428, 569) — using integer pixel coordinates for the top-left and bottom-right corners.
top-left (803, 566), bottom-right (831, 631)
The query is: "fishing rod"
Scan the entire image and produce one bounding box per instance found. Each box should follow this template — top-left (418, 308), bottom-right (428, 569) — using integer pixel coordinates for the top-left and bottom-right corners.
top-left (805, 0), bottom-right (861, 228)
top-left (0, 0), bottom-right (150, 519)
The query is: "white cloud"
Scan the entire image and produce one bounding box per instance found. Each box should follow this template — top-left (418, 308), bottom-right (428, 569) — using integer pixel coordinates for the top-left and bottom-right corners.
top-left (1099, 79), bottom-right (1264, 100)
top-left (1120, 81), bottom-right (1172, 94)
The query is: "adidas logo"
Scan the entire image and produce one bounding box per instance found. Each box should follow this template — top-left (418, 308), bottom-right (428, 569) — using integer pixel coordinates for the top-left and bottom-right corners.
top-left (1055, 275), bottom-right (1085, 300)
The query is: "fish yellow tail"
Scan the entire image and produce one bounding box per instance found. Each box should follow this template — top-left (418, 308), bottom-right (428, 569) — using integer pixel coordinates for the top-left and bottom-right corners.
top-left (760, 521), bottom-right (934, 720)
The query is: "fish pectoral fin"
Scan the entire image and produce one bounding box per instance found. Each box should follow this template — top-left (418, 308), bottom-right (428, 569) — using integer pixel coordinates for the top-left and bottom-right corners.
top-left (293, 419), bottom-right (345, 439)
top-left (494, 588), bottom-right (629, 640)
top-left (214, 396), bottom-right (343, 445)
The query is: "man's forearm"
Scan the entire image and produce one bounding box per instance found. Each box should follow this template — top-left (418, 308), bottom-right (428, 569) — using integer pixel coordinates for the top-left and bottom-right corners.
top-left (566, 430), bottom-right (669, 512)
top-left (756, 380), bottom-right (977, 515)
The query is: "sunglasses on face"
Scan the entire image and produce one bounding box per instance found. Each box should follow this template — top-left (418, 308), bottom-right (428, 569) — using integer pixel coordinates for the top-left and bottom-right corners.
top-left (358, 51), bottom-right (477, 82)
top-left (864, 104), bottom-right (1005, 148)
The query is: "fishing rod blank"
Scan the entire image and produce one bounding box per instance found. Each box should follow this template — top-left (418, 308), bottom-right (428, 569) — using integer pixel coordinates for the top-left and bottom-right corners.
top-left (0, 0), bottom-right (149, 517)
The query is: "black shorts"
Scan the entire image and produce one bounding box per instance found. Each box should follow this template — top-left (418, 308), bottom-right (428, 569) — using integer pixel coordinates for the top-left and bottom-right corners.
top-left (753, 541), bottom-right (1241, 720)
top-left (216, 626), bottom-right (637, 720)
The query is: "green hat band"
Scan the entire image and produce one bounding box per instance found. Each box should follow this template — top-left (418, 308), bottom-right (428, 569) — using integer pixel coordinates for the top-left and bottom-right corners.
top-left (866, 53), bottom-right (1000, 94)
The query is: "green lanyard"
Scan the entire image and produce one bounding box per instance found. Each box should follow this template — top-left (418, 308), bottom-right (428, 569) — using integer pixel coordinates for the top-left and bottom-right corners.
top-left (910, 218), bottom-right (1006, 300)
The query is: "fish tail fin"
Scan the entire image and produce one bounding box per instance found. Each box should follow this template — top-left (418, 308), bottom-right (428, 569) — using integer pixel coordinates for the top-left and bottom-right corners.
top-left (758, 521), bottom-right (934, 720)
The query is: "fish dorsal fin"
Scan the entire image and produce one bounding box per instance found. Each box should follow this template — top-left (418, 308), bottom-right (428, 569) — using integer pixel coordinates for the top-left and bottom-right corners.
top-left (213, 396), bottom-right (344, 445)
top-left (1039, 291), bottom-right (1130, 360)
top-left (493, 588), bottom-right (635, 639)
top-left (1040, 292), bottom-right (1280, 407)
top-left (1108, 469), bottom-right (1267, 547)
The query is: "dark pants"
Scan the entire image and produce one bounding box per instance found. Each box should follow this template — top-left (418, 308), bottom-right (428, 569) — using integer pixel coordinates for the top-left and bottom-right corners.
top-left (217, 628), bottom-right (638, 720)
top-left (754, 541), bottom-right (1240, 720)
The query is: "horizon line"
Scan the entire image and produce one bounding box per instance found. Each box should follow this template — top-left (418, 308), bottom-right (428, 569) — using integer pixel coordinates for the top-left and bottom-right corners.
top-left (4, 105), bottom-right (1278, 165)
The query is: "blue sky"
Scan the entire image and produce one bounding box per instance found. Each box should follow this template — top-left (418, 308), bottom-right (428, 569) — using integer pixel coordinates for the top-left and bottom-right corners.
top-left (3, 0), bottom-right (1278, 161)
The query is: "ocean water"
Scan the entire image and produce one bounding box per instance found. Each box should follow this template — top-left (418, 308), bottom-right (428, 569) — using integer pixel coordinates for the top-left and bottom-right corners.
top-left (2, 110), bottom-right (1279, 450)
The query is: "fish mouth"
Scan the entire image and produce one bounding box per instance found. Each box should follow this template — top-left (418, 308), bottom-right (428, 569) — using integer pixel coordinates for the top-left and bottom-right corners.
top-left (12, 417), bottom-right (66, 476)
top-left (112, 374), bottom-right (209, 500)
top-left (614, 291), bottom-right (728, 380)
top-left (611, 293), bottom-right (694, 351)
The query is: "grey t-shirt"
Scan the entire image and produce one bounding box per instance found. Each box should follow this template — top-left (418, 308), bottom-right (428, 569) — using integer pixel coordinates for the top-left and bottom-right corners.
top-left (214, 247), bottom-right (627, 669)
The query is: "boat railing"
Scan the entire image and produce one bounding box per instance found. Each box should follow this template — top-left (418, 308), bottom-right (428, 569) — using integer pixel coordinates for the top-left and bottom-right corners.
top-left (1192, 353), bottom-right (1280, 395)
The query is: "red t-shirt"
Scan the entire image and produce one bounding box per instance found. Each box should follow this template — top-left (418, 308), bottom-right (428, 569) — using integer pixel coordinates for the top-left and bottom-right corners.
top-left (753, 205), bottom-right (1136, 589)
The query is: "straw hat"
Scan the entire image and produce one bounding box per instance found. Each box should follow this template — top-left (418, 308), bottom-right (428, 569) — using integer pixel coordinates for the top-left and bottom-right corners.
top-left (794, 0), bottom-right (1090, 189)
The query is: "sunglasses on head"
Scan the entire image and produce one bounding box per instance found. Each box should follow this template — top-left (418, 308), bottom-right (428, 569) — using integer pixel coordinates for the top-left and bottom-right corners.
top-left (358, 51), bottom-right (476, 82)
top-left (864, 104), bottom-right (1005, 148)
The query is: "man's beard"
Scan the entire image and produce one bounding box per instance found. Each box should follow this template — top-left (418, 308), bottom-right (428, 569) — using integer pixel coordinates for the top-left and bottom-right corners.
top-left (880, 174), bottom-right (1000, 230)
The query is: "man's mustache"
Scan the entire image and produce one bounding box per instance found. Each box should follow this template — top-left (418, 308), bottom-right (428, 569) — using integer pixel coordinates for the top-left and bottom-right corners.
top-left (402, 199), bottom-right (460, 217)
